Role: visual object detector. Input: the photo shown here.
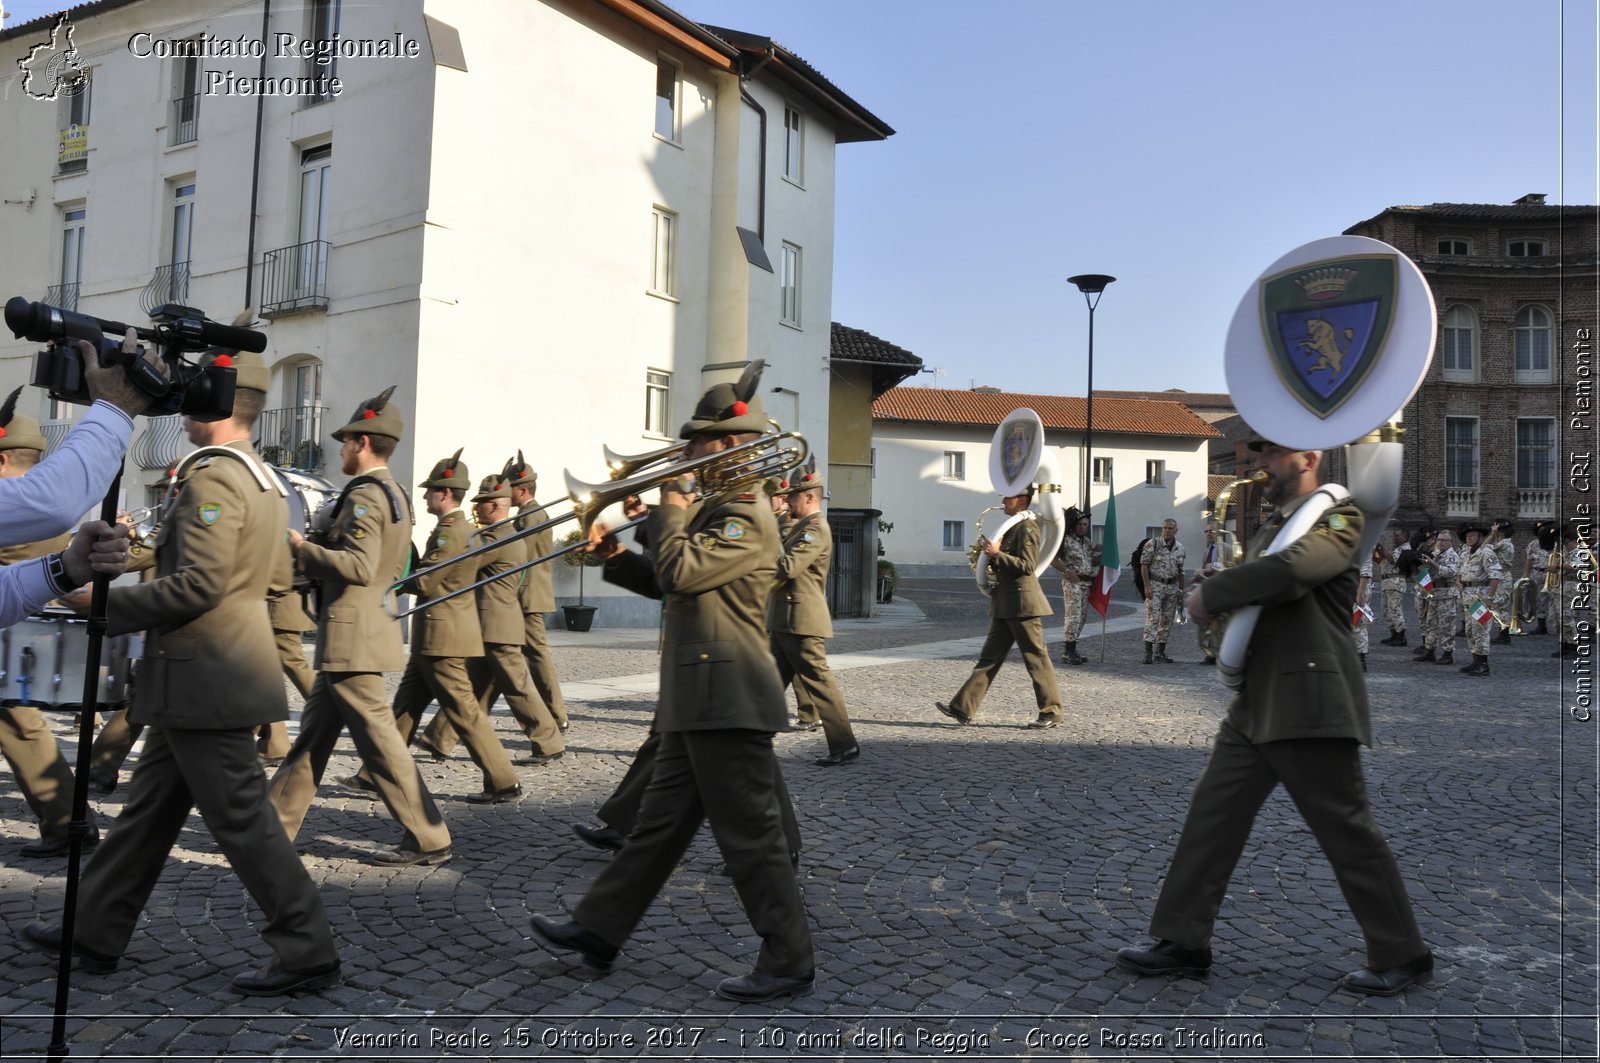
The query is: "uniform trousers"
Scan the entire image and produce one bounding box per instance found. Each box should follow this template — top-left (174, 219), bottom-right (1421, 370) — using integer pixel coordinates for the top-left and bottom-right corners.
top-left (523, 611), bottom-right (568, 728)
top-left (388, 654), bottom-right (518, 793)
top-left (426, 644), bottom-right (563, 758)
top-left (770, 632), bottom-right (855, 754)
top-left (1061, 579), bottom-right (1089, 643)
top-left (949, 616), bottom-right (1061, 720)
top-left (268, 671), bottom-right (450, 853)
top-left (1461, 594), bottom-right (1491, 655)
top-left (1354, 595), bottom-right (1372, 654)
top-left (1380, 577), bottom-right (1407, 633)
top-left (256, 630), bottom-right (313, 761)
top-left (89, 705), bottom-right (141, 789)
top-left (574, 728), bottom-right (814, 977)
top-left (1143, 581), bottom-right (1184, 643)
top-left (74, 725), bottom-right (338, 969)
top-left (1149, 720), bottom-right (1426, 970)
top-left (598, 730), bottom-right (802, 857)
top-left (0, 704), bottom-right (74, 841)
top-left (1427, 593), bottom-right (1459, 654)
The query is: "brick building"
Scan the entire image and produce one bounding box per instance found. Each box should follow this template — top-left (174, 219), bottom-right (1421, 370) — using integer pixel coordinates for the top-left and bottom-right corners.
top-left (1344, 194), bottom-right (1597, 534)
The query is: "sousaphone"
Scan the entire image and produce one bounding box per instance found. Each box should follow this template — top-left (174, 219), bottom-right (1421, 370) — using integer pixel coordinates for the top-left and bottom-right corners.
top-left (971, 407), bottom-right (1065, 595)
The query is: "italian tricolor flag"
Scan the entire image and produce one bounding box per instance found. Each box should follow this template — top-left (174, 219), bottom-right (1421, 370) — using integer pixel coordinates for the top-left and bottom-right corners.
top-left (1087, 470), bottom-right (1120, 617)
top-left (1417, 570), bottom-right (1434, 592)
top-left (1470, 599), bottom-right (1492, 625)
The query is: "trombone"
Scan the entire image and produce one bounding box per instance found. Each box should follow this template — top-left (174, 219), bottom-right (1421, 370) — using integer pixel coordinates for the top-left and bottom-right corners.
top-left (383, 429), bottom-right (809, 619)
top-left (462, 441), bottom-right (683, 547)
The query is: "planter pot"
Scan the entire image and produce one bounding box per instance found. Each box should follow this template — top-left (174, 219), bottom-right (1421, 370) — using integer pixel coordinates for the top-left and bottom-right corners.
top-left (563, 605), bottom-right (597, 632)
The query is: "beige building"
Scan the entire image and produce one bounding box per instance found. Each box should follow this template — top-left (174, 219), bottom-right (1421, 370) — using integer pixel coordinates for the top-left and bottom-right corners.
top-left (0, 0), bottom-right (890, 625)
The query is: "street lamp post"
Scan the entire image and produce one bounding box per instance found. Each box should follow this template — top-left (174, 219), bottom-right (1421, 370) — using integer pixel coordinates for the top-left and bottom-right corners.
top-left (1067, 274), bottom-right (1115, 517)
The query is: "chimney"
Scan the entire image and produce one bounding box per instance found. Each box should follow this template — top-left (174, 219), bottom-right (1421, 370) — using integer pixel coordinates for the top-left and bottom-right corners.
top-left (1514, 193), bottom-right (1547, 206)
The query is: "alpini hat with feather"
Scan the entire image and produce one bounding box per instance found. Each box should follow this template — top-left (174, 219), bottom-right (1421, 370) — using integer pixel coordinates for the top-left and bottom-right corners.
top-left (332, 385), bottom-right (403, 442)
top-left (679, 359), bottom-right (770, 439)
top-left (420, 447), bottom-right (469, 490)
top-left (0, 387), bottom-right (48, 452)
top-left (502, 450), bottom-right (537, 490)
top-left (782, 456), bottom-right (824, 496)
top-left (472, 471), bottom-right (512, 503)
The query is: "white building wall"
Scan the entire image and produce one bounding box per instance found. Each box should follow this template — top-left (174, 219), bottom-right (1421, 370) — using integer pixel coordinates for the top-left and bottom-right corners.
top-left (872, 421), bottom-right (1212, 572)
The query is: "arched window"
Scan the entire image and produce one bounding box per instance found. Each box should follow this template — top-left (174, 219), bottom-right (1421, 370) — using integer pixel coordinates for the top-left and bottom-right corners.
top-left (1514, 306), bottom-right (1552, 383)
top-left (1441, 305), bottom-right (1476, 382)
top-left (259, 355), bottom-right (324, 470)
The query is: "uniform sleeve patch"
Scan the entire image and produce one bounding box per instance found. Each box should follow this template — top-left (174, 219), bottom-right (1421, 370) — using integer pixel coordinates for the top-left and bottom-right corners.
top-left (1328, 514), bottom-right (1348, 531)
top-left (802, 530), bottom-right (816, 543)
top-left (197, 503), bottom-right (221, 526)
top-left (354, 503), bottom-right (368, 519)
top-left (722, 518), bottom-right (747, 541)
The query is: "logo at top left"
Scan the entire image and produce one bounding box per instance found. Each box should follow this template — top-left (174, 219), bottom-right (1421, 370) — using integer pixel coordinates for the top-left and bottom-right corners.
top-left (18, 14), bottom-right (89, 101)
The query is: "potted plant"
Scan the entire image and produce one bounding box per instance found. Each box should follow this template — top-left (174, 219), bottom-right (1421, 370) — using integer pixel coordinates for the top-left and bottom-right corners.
top-left (559, 528), bottom-right (603, 631)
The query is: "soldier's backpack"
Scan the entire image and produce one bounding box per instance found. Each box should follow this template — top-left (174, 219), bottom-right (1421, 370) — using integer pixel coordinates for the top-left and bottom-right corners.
top-left (1131, 537), bottom-right (1153, 597)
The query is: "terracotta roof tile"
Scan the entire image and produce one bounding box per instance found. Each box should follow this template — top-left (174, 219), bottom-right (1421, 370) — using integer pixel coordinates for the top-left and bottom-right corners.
top-left (873, 387), bottom-right (1221, 439)
top-left (1095, 389), bottom-right (1234, 409)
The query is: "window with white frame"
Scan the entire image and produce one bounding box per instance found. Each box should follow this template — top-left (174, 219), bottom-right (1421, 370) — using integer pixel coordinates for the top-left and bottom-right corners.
top-left (60, 207), bottom-right (86, 293)
top-left (296, 145), bottom-right (332, 297)
top-left (1517, 418), bottom-right (1556, 488)
top-left (1145, 459), bottom-right (1165, 486)
top-left (57, 69), bottom-right (91, 172)
top-left (1436, 238), bottom-right (1470, 256)
top-left (780, 242), bottom-right (801, 326)
top-left (650, 207), bottom-right (676, 297)
top-left (1441, 305), bottom-right (1477, 381)
top-left (644, 369), bottom-right (671, 435)
top-left (654, 56), bottom-right (680, 142)
top-left (1514, 306), bottom-right (1553, 383)
top-left (1508, 239), bottom-right (1547, 257)
top-left (942, 521), bottom-right (964, 551)
top-left (1092, 456), bottom-right (1113, 484)
top-left (171, 48), bottom-right (201, 144)
top-left (942, 451), bottom-right (965, 480)
top-left (782, 106), bottom-right (803, 184)
top-left (1445, 418), bottom-right (1478, 488)
top-left (305, 0), bottom-right (340, 98)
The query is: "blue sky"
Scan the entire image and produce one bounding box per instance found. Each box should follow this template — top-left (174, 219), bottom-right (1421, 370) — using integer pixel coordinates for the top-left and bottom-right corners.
top-left (7, 0), bottom-right (1595, 395)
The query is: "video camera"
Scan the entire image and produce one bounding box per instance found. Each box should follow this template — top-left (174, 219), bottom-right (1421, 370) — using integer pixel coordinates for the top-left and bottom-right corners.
top-left (4, 296), bottom-right (266, 422)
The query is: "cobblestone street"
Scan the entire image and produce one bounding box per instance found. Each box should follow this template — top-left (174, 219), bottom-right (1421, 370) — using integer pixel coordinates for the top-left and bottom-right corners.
top-left (1, 577), bottom-right (1595, 1061)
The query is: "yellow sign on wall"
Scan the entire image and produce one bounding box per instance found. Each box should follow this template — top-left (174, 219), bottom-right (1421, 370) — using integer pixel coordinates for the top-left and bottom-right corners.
top-left (58, 123), bottom-right (88, 163)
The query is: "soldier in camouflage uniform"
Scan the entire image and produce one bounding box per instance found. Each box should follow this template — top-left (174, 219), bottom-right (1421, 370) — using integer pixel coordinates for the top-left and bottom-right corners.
top-left (1192, 520), bottom-right (1223, 665)
top-left (1488, 520), bottom-right (1517, 645)
top-left (1050, 511), bottom-right (1094, 666)
top-left (1455, 522), bottom-right (1504, 676)
top-left (1376, 526), bottom-right (1409, 646)
top-left (1353, 556), bottom-right (1373, 671)
top-left (1140, 519), bottom-right (1187, 663)
top-left (1525, 523), bottom-right (1554, 636)
top-left (1413, 529), bottom-right (1460, 665)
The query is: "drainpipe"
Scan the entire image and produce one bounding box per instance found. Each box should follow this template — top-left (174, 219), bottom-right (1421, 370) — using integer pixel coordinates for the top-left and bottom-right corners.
top-left (737, 47), bottom-right (774, 242)
top-left (243, 0), bottom-right (270, 308)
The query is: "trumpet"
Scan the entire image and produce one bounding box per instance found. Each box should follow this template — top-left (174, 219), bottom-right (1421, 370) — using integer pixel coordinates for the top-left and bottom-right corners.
top-left (383, 429), bottom-right (808, 619)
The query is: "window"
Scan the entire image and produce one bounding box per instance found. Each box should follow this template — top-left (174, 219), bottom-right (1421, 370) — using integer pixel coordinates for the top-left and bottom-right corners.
top-left (1436, 239), bottom-right (1469, 256)
top-left (305, 0), bottom-right (340, 99)
top-left (1517, 418), bottom-right (1556, 489)
top-left (654, 56), bottom-right (680, 141)
top-left (782, 106), bottom-right (803, 184)
top-left (780, 242), bottom-right (801, 326)
top-left (1144, 525), bottom-right (1164, 542)
top-left (1092, 456), bottom-right (1113, 484)
top-left (942, 451), bottom-right (965, 480)
top-left (650, 207), bottom-right (676, 297)
top-left (163, 181), bottom-right (196, 303)
top-left (59, 207), bottom-right (86, 299)
top-left (1145, 459), bottom-right (1165, 486)
top-left (1441, 305), bottom-right (1477, 381)
top-left (171, 47), bottom-right (201, 144)
top-left (1514, 306), bottom-right (1553, 383)
top-left (644, 369), bottom-right (670, 435)
top-left (942, 521), bottom-right (964, 551)
top-left (1445, 418), bottom-right (1478, 488)
top-left (296, 145), bottom-right (332, 297)
top-left (1508, 239), bottom-right (1547, 257)
top-left (57, 69), bottom-right (91, 172)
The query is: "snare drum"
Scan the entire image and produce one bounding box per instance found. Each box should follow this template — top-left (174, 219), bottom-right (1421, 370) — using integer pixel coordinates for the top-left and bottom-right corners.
top-left (0, 610), bottom-right (135, 708)
top-left (269, 465), bottom-right (340, 538)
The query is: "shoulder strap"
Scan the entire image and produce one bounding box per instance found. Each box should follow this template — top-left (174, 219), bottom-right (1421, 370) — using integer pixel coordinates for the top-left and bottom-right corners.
top-left (330, 474), bottom-right (408, 525)
top-left (171, 445), bottom-right (283, 495)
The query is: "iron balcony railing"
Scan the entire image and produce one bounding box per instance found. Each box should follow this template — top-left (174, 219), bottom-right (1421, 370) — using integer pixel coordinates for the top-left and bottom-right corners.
top-left (44, 282), bottom-right (79, 312)
top-left (169, 92), bottom-right (200, 146)
top-left (260, 240), bottom-right (330, 317)
top-left (256, 405), bottom-right (326, 471)
top-left (129, 414), bottom-right (190, 472)
top-left (140, 261), bottom-right (190, 316)
top-left (40, 421), bottom-right (74, 452)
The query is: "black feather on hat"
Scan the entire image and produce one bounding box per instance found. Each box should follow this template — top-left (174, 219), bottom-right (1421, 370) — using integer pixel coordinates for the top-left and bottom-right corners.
top-left (0, 387), bottom-right (19, 433)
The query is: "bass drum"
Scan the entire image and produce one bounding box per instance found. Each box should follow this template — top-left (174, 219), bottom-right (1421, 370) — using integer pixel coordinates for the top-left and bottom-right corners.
top-left (269, 465), bottom-right (339, 538)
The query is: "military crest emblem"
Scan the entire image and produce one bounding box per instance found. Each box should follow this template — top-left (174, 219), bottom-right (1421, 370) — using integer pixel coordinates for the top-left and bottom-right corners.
top-left (198, 503), bottom-right (221, 526)
top-left (1259, 254), bottom-right (1397, 419)
top-left (988, 407), bottom-right (1046, 498)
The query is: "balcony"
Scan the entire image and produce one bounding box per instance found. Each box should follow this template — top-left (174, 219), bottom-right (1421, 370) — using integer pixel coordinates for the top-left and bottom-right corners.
top-left (44, 282), bottom-right (79, 312)
top-left (1444, 487), bottom-right (1478, 517)
top-left (40, 420), bottom-right (73, 451)
top-left (129, 414), bottom-right (190, 472)
top-left (260, 240), bottom-right (330, 318)
top-left (169, 93), bottom-right (199, 146)
top-left (256, 405), bottom-right (326, 471)
top-left (1518, 487), bottom-right (1556, 520)
top-left (141, 261), bottom-right (190, 316)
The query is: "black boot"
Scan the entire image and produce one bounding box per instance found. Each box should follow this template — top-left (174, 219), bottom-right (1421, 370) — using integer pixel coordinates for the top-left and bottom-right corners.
top-left (1360, 653), bottom-right (1367, 673)
top-left (1154, 642), bottom-right (1173, 663)
top-left (1412, 646), bottom-right (1435, 663)
top-left (1379, 629), bottom-right (1405, 647)
top-left (1066, 641), bottom-right (1087, 665)
top-left (1537, 618), bottom-right (1549, 635)
top-left (1462, 653), bottom-right (1490, 676)
top-left (1143, 642), bottom-right (1154, 665)
top-left (1435, 649), bottom-right (1454, 665)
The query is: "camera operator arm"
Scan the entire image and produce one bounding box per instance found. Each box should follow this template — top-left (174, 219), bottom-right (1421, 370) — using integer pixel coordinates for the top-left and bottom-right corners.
top-left (0, 403), bottom-right (133, 544)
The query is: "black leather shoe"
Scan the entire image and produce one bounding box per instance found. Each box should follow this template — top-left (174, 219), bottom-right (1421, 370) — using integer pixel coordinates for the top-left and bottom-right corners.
top-left (415, 739), bottom-right (448, 763)
top-left (336, 773), bottom-right (379, 799)
top-left (232, 959), bottom-right (341, 996)
top-left (465, 783), bottom-right (523, 804)
top-left (1116, 939), bottom-right (1212, 977)
top-left (530, 915), bottom-right (617, 971)
top-left (20, 827), bottom-right (99, 858)
top-left (1339, 952), bottom-right (1433, 996)
top-left (517, 751), bottom-right (564, 767)
top-left (715, 967), bottom-right (816, 1002)
top-left (21, 921), bottom-right (119, 974)
top-left (1027, 714), bottom-right (1060, 729)
top-left (787, 718), bottom-right (821, 732)
top-left (558, 720), bottom-right (570, 732)
top-left (814, 745), bottom-right (860, 766)
top-left (89, 773), bottom-right (118, 795)
top-left (1198, 656), bottom-right (1217, 665)
top-left (574, 823), bottom-right (625, 851)
top-left (934, 701), bottom-right (971, 725)
top-left (371, 844), bottom-right (452, 866)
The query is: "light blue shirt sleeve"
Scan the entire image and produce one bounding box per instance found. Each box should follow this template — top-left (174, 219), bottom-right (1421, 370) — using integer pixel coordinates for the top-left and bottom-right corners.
top-left (0, 401), bottom-right (133, 543)
top-left (0, 556), bottom-right (61, 628)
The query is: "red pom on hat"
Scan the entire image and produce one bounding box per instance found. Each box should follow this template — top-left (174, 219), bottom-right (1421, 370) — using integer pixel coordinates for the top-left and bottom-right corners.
top-left (213, 353), bottom-right (234, 367)
top-left (362, 409), bottom-right (377, 420)
top-left (731, 401), bottom-right (748, 416)
top-left (0, 427), bottom-right (7, 440)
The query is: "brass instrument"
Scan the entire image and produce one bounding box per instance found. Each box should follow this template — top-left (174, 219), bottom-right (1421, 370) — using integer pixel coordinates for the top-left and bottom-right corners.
top-left (1197, 469), bottom-right (1268, 648)
top-left (383, 429), bottom-right (808, 619)
top-left (1509, 577), bottom-right (1536, 635)
top-left (966, 506), bottom-right (1006, 593)
top-left (1544, 548), bottom-right (1565, 592)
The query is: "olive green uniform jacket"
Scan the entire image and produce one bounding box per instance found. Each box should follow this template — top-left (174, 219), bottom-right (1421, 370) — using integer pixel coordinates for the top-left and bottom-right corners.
top-left (767, 512), bottom-right (833, 638)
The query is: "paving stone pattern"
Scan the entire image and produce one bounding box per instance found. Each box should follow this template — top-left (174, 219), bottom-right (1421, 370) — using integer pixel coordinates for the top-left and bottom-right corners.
top-left (0, 578), bottom-right (1595, 1060)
